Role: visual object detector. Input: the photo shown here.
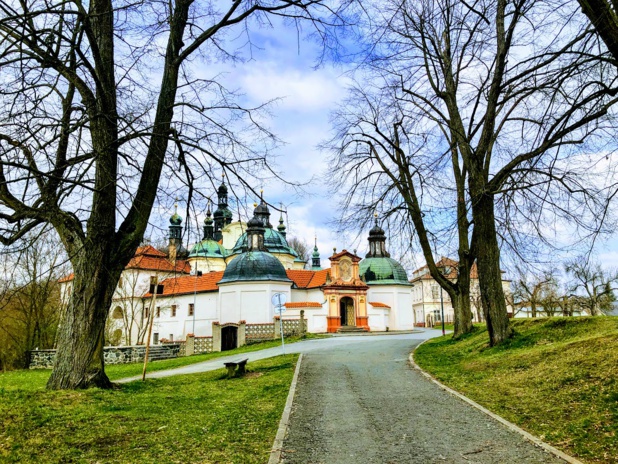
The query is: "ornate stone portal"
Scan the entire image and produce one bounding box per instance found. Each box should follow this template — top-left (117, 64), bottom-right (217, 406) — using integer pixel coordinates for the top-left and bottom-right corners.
top-left (324, 250), bottom-right (370, 332)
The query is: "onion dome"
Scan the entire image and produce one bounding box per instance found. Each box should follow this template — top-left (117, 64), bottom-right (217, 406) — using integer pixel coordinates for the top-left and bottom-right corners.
top-left (254, 195), bottom-right (272, 228)
top-left (360, 258), bottom-right (409, 285)
top-left (360, 216), bottom-right (410, 285)
top-left (219, 252), bottom-right (291, 284)
top-left (189, 240), bottom-right (228, 259)
top-left (231, 227), bottom-right (300, 257)
top-left (218, 207), bottom-right (290, 284)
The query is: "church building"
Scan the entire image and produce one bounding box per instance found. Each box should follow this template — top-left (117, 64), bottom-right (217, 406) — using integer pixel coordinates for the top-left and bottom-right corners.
top-left (62, 180), bottom-right (415, 345)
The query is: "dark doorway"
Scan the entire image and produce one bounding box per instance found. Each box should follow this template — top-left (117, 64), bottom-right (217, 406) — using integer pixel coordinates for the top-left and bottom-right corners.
top-left (339, 297), bottom-right (355, 326)
top-left (221, 326), bottom-right (238, 351)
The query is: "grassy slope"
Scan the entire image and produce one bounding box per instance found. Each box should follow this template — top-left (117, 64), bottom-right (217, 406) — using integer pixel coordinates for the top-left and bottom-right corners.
top-left (0, 355), bottom-right (298, 463)
top-left (414, 317), bottom-right (618, 464)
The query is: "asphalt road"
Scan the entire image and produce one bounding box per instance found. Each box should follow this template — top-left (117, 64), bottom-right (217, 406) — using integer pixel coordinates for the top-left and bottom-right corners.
top-left (280, 336), bottom-right (565, 464)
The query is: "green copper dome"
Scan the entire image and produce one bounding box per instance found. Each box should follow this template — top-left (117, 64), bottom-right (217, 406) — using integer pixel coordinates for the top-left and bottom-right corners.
top-left (232, 228), bottom-right (300, 257)
top-left (218, 251), bottom-right (291, 284)
top-left (359, 257), bottom-right (411, 285)
top-left (170, 212), bottom-right (182, 226)
top-left (189, 239), bottom-right (228, 259)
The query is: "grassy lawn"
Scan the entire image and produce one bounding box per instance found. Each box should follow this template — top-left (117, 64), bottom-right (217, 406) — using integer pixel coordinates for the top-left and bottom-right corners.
top-left (414, 317), bottom-right (618, 464)
top-left (0, 334), bottom-right (319, 391)
top-left (0, 354), bottom-right (298, 463)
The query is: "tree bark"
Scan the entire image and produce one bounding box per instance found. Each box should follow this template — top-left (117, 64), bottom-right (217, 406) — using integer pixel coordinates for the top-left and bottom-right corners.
top-left (47, 252), bottom-right (121, 389)
top-left (469, 189), bottom-right (512, 345)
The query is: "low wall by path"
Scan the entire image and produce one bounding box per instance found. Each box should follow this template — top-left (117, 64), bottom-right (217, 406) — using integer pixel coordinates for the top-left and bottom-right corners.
top-left (29, 344), bottom-right (181, 369)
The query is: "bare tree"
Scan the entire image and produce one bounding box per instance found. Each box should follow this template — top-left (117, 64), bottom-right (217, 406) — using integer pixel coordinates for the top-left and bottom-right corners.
top-left (512, 266), bottom-right (556, 318)
top-left (287, 236), bottom-right (311, 268)
top-left (565, 257), bottom-right (618, 315)
top-left (0, 0), bottom-right (344, 389)
top-left (0, 232), bottom-right (66, 369)
top-left (329, 0), bottom-right (618, 345)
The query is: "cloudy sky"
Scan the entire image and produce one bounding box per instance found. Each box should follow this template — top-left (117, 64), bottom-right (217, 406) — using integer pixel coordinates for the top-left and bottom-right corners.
top-left (164, 10), bottom-right (618, 276)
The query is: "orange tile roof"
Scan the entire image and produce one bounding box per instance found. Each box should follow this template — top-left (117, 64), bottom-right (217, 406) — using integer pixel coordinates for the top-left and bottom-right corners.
top-left (285, 302), bottom-right (322, 308)
top-left (286, 268), bottom-right (331, 289)
top-left (410, 258), bottom-right (483, 282)
top-left (59, 273), bottom-right (74, 283)
top-left (369, 302), bottom-right (391, 308)
top-left (146, 271), bottom-right (224, 297)
top-left (58, 246), bottom-right (190, 283)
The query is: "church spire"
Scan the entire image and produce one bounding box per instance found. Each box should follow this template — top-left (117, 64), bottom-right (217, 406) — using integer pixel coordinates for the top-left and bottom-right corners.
top-left (213, 174), bottom-right (233, 241)
top-left (366, 214), bottom-right (390, 258)
top-left (168, 198), bottom-right (183, 263)
top-left (311, 236), bottom-right (322, 270)
top-left (277, 204), bottom-right (286, 237)
top-left (203, 200), bottom-right (214, 240)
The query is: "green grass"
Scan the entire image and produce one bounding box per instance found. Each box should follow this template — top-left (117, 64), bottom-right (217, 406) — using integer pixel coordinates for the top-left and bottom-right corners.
top-left (414, 317), bottom-right (618, 463)
top-left (0, 354), bottom-right (298, 463)
top-left (0, 334), bottom-right (318, 391)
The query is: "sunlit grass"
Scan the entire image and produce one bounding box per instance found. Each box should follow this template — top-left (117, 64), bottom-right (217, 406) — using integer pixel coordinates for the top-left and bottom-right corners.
top-left (0, 355), bottom-right (298, 463)
top-left (414, 317), bottom-right (618, 463)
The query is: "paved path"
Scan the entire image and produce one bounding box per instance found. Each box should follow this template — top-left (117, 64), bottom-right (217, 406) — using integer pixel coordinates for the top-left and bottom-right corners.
top-left (280, 336), bottom-right (564, 464)
top-left (117, 331), bottom-right (439, 383)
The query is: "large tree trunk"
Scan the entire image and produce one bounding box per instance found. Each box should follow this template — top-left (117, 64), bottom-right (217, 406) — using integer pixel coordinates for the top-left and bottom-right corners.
top-left (470, 192), bottom-right (512, 345)
top-left (452, 279), bottom-right (473, 337)
top-left (47, 251), bottom-right (121, 389)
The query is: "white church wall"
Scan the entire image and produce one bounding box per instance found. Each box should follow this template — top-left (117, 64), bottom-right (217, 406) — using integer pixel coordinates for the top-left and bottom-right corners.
top-left (368, 286), bottom-right (414, 331)
top-left (218, 281), bottom-right (292, 324)
top-left (283, 306), bottom-right (327, 333)
top-left (367, 307), bottom-right (389, 331)
top-left (148, 292), bottom-right (218, 342)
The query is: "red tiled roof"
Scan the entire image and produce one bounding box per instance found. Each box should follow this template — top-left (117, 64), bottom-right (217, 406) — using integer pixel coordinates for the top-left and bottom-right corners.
top-left (369, 302), bottom-right (391, 308)
top-left (146, 271), bottom-right (224, 297)
top-left (410, 258), bottom-right (482, 281)
top-left (285, 302), bottom-right (322, 308)
top-left (58, 246), bottom-right (190, 283)
top-left (286, 268), bottom-right (331, 289)
top-left (59, 273), bottom-right (74, 283)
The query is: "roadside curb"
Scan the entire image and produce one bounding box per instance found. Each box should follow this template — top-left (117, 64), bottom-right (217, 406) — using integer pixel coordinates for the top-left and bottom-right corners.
top-left (409, 340), bottom-right (583, 464)
top-left (268, 353), bottom-right (303, 464)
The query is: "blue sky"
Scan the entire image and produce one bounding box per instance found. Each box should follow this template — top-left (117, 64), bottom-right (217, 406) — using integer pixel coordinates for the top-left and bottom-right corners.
top-left (156, 11), bottom-right (618, 277)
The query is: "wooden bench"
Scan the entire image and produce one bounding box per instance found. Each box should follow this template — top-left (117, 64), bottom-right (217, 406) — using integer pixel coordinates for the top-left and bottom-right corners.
top-left (224, 358), bottom-right (248, 378)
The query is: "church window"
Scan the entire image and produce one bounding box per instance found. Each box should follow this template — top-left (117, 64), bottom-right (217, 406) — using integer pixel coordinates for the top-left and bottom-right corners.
top-left (144, 307), bottom-right (149, 320)
top-left (156, 306), bottom-right (161, 318)
top-left (171, 305), bottom-right (177, 317)
top-left (188, 303), bottom-right (194, 316)
top-left (169, 334), bottom-right (174, 342)
top-left (153, 333), bottom-right (159, 345)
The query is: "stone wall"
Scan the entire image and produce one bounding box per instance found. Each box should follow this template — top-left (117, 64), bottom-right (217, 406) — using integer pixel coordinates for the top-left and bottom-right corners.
top-left (29, 344), bottom-right (181, 369)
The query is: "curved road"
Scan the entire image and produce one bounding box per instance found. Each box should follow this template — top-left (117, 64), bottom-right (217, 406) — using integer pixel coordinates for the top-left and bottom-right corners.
top-left (118, 331), bottom-right (566, 463)
top-left (280, 335), bottom-right (564, 464)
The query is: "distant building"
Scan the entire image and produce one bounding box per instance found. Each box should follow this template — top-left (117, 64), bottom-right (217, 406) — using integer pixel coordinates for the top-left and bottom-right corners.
top-left (410, 257), bottom-right (513, 327)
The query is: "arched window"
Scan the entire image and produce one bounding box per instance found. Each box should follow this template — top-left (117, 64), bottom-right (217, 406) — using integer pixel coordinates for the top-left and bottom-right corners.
top-left (112, 306), bottom-right (124, 320)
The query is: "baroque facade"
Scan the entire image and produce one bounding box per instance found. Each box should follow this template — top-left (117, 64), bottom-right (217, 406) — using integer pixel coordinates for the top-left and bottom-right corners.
top-left (61, 181), bottom-right (415, 345)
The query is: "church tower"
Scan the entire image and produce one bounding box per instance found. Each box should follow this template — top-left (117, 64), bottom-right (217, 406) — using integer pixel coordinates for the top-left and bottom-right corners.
top-left (168, 201), bottom-right (183, 264)
top-left (213, 177), bottom-right (233, 241)
top-left (311, 237), bottom-right (322, 270)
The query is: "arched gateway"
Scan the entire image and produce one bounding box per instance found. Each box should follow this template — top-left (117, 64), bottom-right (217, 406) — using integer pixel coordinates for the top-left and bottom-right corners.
top-left (324, 250), bottom-right (369, 333)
